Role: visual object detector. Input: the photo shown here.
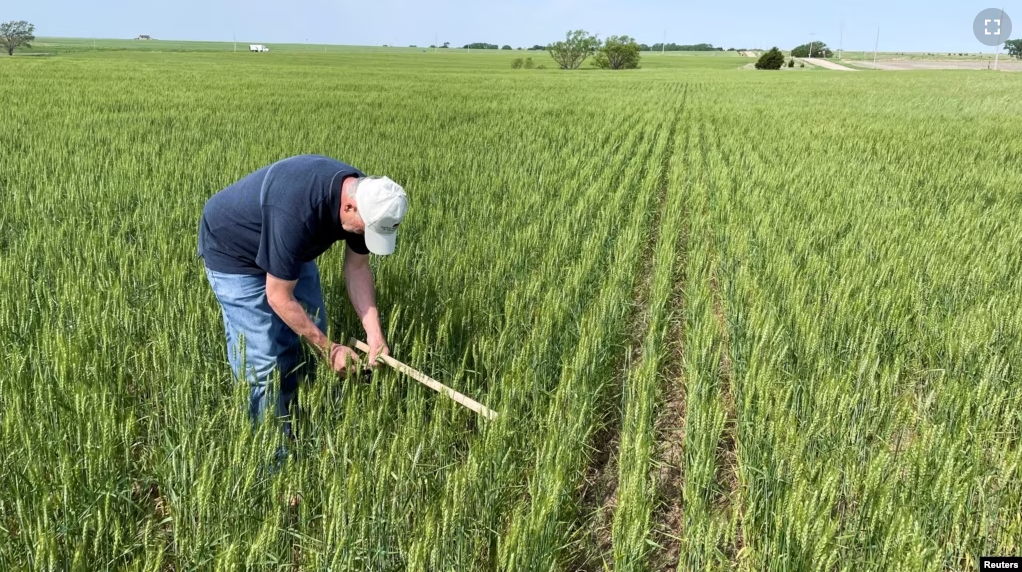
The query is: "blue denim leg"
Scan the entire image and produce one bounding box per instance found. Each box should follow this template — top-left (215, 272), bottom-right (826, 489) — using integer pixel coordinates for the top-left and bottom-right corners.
top-left (204, 262), bottom-right (327, 433)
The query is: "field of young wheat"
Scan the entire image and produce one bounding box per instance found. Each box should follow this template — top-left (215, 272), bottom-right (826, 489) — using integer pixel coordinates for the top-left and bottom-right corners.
top-left (0, 48), bottom-right (1019, 571)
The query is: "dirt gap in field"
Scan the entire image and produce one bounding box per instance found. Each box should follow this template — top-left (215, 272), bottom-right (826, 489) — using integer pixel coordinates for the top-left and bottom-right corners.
top-left (575, 395), bottom-right (622, 571)
top-left (572, 172), bottom-right (656, 570)
top-left (573, 88), bottom-right (685, 571)
top-left (707, 222), bottom-right (743, 563)
top-left (130, 478), bottom-right (177, 570)
top-left (709, 263), bottom-right (742, 558)
top-left (694, 112), bottom-right (744, 564)
top-left (649, 110), bottom-right (689, 572)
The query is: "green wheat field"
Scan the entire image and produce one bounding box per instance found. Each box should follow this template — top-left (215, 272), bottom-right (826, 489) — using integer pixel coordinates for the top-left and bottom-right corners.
top-left (1, 43), bottom-right (1019, 571)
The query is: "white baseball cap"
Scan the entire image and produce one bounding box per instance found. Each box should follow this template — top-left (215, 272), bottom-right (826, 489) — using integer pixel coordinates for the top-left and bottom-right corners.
top-left (355, 176), bottom-right (408, 255)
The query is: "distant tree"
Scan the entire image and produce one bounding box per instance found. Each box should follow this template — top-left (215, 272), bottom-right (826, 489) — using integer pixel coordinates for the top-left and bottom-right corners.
top-left (512, 57), bottom-right (524, 69)
top-left (464, 42), bottom-right (498, 49)
top-left (727, 47), bottom-right (736, 51)
top-left (1, 20), bottom-right (35, 56)
top-left (410, 45), bottom-right (417, 48)
top-left (529, 44), bottom-right (547, 51)
top-left (516, 47), bottom-right (523, 50)
top-left (650, 42), bottom-right (720, 52)
top-left (548, 29), bottom-right (600, 69)
top-left (592, 35), bottom-right (641, 69)
top-left (524, 57), bottom-right (535, 69)
top-left (501, 44), bottom-right (512, 50)
top-left (791, 42), bottom-right (833, 58)
top-left (1006, 39), bottom-right (1022, 59)
top-left (788, 58), bottom-right (795, 68)
top-left (429, 44), bottom-right (436, 48)
top-left (441, 41), bottom-right (450, 48)
top-left (639, 43), bottom-right (651, 51)
top-left (755, 47), bottom-right (785, 70)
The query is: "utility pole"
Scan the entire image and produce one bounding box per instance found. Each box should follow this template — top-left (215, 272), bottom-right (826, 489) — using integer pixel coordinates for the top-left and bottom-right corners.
top-left (873, 26), bottom-right (880, 66)
top-left (808, 32), bottom-right (815, 58)
top-left (839, 18), bottom-right (844, 60)
top-left (994, 6), bottom-right (1005, 70)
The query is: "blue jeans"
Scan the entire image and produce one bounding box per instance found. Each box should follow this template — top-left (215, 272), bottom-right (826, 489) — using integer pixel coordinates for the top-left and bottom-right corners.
top-left (204, 262), bottom-right (327, 436)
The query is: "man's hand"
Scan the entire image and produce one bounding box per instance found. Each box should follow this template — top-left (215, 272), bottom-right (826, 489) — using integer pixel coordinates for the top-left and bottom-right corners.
top-left (344, 246), bottom-right (390, 368)
top-left (366, 334), bottom-right (390, 368)
top-left (329, 343), bottom-right (360, 374)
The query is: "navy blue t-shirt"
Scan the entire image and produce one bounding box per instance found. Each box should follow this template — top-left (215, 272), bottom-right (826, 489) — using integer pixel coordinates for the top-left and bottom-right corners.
top-left (198, 155), bottom-right (370, 280)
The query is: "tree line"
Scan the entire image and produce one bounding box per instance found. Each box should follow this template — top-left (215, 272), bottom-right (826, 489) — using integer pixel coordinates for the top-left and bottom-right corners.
top-left (790, 42), bottom-right (834, 58)
top-left (645, 42), bottom-right (722, 52)
top-left (453, 40), bottom-right (727, 54)
top-left (463, 43), bottom-right (516, 50)
top-left (431, 42), bottom-right (548, 50)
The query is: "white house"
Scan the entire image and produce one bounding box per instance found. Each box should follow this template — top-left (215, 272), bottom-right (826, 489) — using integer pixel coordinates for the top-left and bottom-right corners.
top-left (249, 44), bottom-right (270, 52)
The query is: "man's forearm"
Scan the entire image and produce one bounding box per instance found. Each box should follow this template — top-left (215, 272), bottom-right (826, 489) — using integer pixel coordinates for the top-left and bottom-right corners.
top-left (270, 297), bottom-right (331, 355)
top-left (345, 263), bottom-right (384, 340)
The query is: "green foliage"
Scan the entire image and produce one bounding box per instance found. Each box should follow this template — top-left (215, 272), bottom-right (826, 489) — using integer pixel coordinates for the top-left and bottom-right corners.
top-left (547, 29), bottom-right (600, 69)
top-left (791, 41), bottom-right (833, 58)
top-left (511, 57), bottom-right (523, 69)
top-left (1006, 39), bottom-right (1022, 59)
top-left (0, 20), bottom-right (35, 56)
top-left (501, 45), bottom-right (512, 50)
top-left (524, 57), bottom-right (535, 69)
top-left (650, 42), bottom-right (722, 51)
top-left (788, 58), bottom-right (795, 68)
top-left (755, 47), bottom-right (785, 70)
top-left (464, 42), bottom-right (498, 50)
top-left (592, 35), bottom-right (641, 70)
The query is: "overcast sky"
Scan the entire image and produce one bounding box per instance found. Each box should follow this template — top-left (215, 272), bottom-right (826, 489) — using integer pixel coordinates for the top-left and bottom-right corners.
top-left (14, 0), bottom-right (1017, 52)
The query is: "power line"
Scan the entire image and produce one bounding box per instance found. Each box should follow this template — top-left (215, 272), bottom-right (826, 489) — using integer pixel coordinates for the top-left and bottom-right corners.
top-left (873, 25), bottom-right (880, 66)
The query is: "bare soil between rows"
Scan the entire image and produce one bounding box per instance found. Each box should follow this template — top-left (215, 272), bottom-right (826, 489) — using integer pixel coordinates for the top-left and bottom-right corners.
top-left (575, 89), bottom-right (687, 571)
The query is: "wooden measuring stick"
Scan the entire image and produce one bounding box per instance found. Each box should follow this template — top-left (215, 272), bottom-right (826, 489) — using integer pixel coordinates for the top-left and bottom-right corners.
top-left (347, 339), bottom-right (498, 421)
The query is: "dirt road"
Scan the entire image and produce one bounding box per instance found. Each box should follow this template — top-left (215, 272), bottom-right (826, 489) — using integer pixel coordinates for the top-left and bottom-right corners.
top-left (799, 58), bottom-right (857, 71)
